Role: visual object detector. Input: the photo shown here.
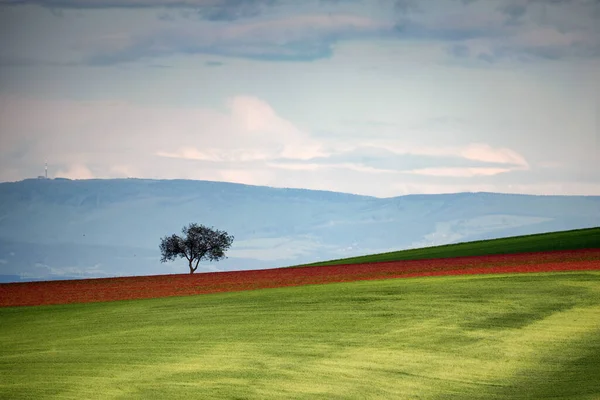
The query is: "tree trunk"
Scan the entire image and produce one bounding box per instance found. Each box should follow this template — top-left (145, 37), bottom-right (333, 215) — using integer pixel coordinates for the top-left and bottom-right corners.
top-left (189, 258), bottom-right (200, 274)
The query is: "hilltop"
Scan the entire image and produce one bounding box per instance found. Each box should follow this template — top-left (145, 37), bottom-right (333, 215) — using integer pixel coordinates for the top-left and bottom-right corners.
top-left (1, 178), bottom-right (599, 282)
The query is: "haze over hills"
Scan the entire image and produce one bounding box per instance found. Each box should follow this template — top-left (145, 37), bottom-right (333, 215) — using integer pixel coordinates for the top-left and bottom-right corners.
top-left (0, 178), bottom-right (599, 283)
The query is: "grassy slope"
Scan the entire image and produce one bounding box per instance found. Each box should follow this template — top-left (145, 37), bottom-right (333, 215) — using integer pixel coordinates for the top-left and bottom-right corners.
top-left (295, 226), bottom-right (600, 267)
top-left (1, 272), bottom-right (599, 399)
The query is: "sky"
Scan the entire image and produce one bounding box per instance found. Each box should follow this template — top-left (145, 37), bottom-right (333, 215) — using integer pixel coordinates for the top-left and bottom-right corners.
top-left (0, 0), bottom-right (599, 198)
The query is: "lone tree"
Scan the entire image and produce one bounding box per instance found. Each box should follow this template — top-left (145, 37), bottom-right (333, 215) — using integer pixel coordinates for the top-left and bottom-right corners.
top-left (159, 223), bottom-right (234, 274)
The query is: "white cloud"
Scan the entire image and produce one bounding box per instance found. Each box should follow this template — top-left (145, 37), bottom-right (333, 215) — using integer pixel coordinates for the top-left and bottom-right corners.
top-left (0, 93), bottom-right (533, 192)
top-left (267, 141), bottom-right (529, 178)
top-left (265, 163), bottom-right (322, 171)
top-left (458, 143), bottom-right (529, 168)
top-left (55, 164), bottom-right (95, 179)
top-left (266, 161), bottom-right (397, 174)
top-left (332, 141), bottom-right (528, 168)
top-left (302, 141), bottom-right (530, 175)
top-left (398, 143), bottom-right (528, 169)
top-left (156, 147), bottom-right (227, 162)
top-left (153, 95), bottom-right (327, 163)
top-left (0, 94), bottom-right (325, 166)
top-left (0, 87), bottom-right (597, 196)
top-left (408, 167), bottom-right (513, 178)
top-left (109, 164), bottom-right (139, 178)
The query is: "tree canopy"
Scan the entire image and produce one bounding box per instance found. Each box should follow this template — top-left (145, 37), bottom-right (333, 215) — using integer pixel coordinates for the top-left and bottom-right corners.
top-left (159, 223), bottom-right (234, 274)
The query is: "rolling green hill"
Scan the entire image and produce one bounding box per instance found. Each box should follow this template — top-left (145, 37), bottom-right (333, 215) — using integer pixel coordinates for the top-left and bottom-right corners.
top-left (1, 272), bottom-right (599, 399)
top-left (294, 226), bottom-right (600, 267)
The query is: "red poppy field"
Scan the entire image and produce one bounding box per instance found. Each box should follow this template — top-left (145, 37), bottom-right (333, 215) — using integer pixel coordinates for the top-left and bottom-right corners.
top-left (1, 248), bottom-right (598, 307)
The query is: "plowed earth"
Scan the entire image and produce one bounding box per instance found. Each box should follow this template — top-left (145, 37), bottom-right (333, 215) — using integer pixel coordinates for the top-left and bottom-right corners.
top-left (1, 249), bottom-right (599, 307)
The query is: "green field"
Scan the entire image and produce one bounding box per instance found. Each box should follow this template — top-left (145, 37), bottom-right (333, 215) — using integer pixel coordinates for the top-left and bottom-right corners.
top-left (294, 226), bottom-right (600, 267)
top-left (1, 271), bottom-right (600, 399)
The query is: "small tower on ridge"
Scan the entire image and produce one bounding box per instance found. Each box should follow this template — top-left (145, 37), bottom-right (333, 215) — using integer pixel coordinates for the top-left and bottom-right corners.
top-left (38, 162), bottom-right (49, 180)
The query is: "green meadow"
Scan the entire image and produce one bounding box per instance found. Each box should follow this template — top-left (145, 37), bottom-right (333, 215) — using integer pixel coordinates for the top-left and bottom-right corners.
top-left (295, 226), bottom-right (600, 267)
top-left (1, 271), bottom-right (600, 399)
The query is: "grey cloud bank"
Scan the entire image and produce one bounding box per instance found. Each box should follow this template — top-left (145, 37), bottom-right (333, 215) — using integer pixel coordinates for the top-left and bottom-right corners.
top-left (2, 0), bottom-right (600, 65)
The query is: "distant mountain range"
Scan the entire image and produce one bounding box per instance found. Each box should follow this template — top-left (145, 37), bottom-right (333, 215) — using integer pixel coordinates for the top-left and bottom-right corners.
top-left (0, 178), bottom-right (599, 283)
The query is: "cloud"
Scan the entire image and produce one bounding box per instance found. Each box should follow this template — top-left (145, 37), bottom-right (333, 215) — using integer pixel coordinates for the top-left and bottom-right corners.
top-left (271, 143), bottom-right (528, 172)
top-left (2, 0), bottom-right (600, 66)
top-left (0, 0), bottom-right (278, 10)
top-left (84, 14), bottom-right (390, 64)
top-left (0, 94), bottom-right (326, 177)
top-left (347, 142), bottom-right (529, 165)
top-left (156, 95), bottom-right (327, 162)
top-left (448, 0), bottom-right (600, 62)
top-left (265, 162), bottom-right (322, 171)
top-left (194, 0), bottom-right (276, 21)
top-left (55, 164), bottom-right (95, 179)
top-left (0, 93), bottom-right (542, 196)
top-left (1, 70), bottom-right (597, 197)
top-left (407, 167), bottom-right (514, 177)
top-left (267, 161), bottom-right (398, 174)
top-left (448, 43), bottom-right (470, 58)
top-left (498, 3), bottom-right (527, 20)
top-left (267, 142), bottom-right (529, 177)
top-left (148, 2), bottom-right (600, 63)
top-left (458, 143), bottom-right (528, 168)
top-left (108, 164), bottom-right (139, 178)
top-left (392, 0), bottom-right (421, 15)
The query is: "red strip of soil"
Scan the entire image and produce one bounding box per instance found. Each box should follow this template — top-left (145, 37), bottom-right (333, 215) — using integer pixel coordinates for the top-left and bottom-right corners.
top-left (1, 249), bottom-right (599, 307)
